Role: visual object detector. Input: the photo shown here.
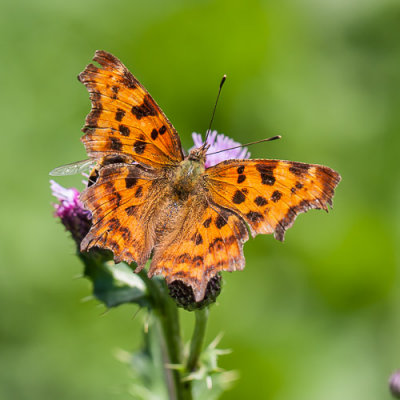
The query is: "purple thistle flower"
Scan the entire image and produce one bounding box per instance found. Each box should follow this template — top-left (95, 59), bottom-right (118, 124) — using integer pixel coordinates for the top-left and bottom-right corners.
top-left (50, 180), bottom-right (91, 246)
top-left (390, 370), bottom-right (400, 398)
top-left (190, 130), bottom-right (250, 168)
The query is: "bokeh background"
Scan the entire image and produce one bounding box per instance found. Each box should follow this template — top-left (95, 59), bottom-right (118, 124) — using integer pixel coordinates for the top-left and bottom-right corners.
top-left (1, 0), bottom-right (400, 399)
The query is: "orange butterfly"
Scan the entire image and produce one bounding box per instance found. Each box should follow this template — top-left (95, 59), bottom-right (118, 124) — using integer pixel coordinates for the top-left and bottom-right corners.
top-left (77, 50), bottom-right (341, 302)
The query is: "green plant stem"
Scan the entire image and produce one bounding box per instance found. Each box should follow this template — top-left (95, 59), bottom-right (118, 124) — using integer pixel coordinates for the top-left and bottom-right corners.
top-left (139, 271), bottom-right (192, 400)
top-left (186, 307), bottom-right (209, 372)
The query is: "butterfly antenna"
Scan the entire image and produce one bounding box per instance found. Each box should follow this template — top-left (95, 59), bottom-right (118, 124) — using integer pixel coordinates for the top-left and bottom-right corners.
top-left (207, 135), bottom-right (282, 155)
top-left (204, 74), bottom-right (227, 146)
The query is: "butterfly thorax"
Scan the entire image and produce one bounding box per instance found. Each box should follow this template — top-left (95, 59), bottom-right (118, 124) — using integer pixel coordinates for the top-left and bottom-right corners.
top-left (171, 151), bottom-right (206, 200)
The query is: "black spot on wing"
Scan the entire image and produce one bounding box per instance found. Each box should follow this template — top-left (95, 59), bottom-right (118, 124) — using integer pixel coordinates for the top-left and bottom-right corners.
top-left (254, 196), bottom-right (268, 206)
top-left (291, 181), bottom-right (304, 194)
top-left (246, 211), bottom-right (264, 223)
top-left (215, 215), bottom-right (227, 229)
top-left (110, 137), bottom-right (122, 151)
top-left (256, 163), bottom-right (276, 186)
top-left (133, 135), bottom-right (146, 154)
top-left (271, 190), bottom-right (282, 203)
top-left (233, 190), bottom-right (246, 204)
top-left (296, 182), bottom-right (304, 189)
top-left (119, 124), bottom-right (130, 136)
top-left (122, 70), bottom-right (138, 89)
top-left (115, 108), bottom-right (125, 121)
top-left (151, 129), bottom-right (158, 140)
top-left (237, 174), bottom-right (246, 184)
top-left (289, 162), bottom-right (310, 177)
top-left (131, 95), bottom-right (158, 120)
top-left (203, 217), bottom-right (212, 228)
top-left (125, 171), bottom-right (138, 188)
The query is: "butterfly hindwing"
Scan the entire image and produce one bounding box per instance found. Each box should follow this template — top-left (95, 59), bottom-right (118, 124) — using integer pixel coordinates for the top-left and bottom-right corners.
top-left (149, 200), bottom-right (249, 302)
top-left (79, 50), bottom-right (184, 168)
top-left (80, 164), bottom-right (162, 268)
top-left (205, 159), bottom-right (341, 241)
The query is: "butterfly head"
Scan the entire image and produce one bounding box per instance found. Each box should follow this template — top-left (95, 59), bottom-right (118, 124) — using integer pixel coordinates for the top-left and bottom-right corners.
top-left (187, 144), bottom-right (209, 164)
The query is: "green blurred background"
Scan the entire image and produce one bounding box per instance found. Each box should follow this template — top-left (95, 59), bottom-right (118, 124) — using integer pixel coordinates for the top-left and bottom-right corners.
top-left (1, 0), bottom-right (399, 398)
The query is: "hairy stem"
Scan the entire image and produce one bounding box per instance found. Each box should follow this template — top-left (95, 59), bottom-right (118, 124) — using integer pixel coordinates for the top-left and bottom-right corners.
top-left (139, 271), bottom-right (192, 400)
top-left (186, 308), bottom-right (209, 372)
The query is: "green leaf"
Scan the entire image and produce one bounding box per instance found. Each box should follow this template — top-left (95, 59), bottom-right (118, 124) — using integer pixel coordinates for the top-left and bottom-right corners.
top-left (79, 251), bottom-right (149, 308)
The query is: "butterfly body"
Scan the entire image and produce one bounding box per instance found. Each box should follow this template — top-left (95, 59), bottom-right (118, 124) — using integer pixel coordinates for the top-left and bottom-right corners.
top-left (171, 149), bottom-right (207, 200)
top-left (77, 50), bottom-right (341, 301)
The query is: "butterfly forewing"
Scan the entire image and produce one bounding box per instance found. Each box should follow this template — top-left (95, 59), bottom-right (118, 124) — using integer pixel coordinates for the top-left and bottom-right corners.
top-left (205, 159), bottom-right (341, 241)
top-left (78, 50), bottom-right (184, 168)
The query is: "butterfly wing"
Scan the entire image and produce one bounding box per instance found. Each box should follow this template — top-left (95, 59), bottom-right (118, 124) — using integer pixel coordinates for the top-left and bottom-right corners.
top-left (205, 159), bottom-right (341, 240)
top-left (49, 159), bottom-right (95, 176)
top-left (79, 50), bottom-right (184, 168)
top-left (149, 198), bottom-right (249, 302)
top-left (80, 163), bottom-right (163, 268)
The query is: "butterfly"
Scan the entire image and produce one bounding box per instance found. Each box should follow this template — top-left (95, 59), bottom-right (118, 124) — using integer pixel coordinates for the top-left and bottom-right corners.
top-left (75, 50), bottom-right (341, 302)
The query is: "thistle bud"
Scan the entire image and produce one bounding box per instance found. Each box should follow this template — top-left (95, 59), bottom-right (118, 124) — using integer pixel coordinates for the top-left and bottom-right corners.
top-left (50, 180), bottom-right (91, 246)
top-left (168, 275), bottom-right (222, 311)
